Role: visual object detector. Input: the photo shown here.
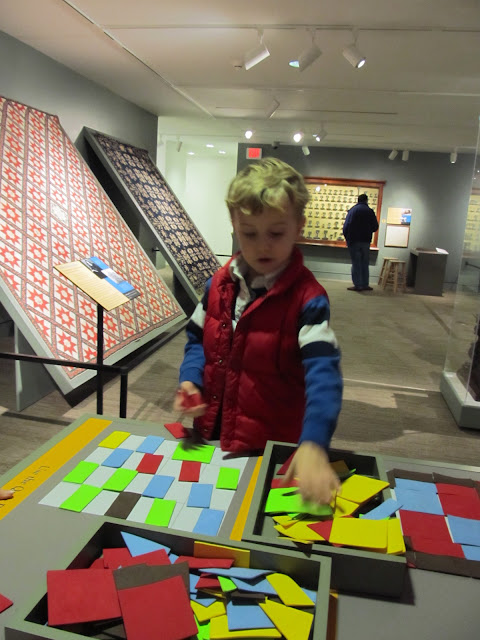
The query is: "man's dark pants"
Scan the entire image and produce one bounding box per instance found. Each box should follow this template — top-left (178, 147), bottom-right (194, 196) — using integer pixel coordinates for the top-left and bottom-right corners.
top-left (348, 242), bottom-right (371, 289)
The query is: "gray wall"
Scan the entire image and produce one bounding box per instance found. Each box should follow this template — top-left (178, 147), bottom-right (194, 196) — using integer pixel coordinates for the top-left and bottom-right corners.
top-left (237, 144), bottom-right (475, 285)
top-left (0, 30), bottom-right (157, 157)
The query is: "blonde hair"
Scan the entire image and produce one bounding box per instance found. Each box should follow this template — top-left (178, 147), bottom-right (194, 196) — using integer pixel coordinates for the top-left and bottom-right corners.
top-left (226, 157), bottom-right (309, 220)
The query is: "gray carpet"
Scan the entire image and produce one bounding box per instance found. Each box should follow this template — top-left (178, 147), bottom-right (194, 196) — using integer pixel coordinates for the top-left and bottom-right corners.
top-left (1, 278), bottom-right (479, 478)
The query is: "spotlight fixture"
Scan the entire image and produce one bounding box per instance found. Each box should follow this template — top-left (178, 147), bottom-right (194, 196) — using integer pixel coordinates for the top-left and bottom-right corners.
top-left (402, 150), bottom-right (410, 162)
top-left (296, 29), bottom-right (322, 72)
top-left (244, 32), bottom-right (270, 70)
top-left (313, 127), bottom-right (327, 143)
top-left (388, 149), bottom-right (398, 161)
top-left (293, 131), bottom-right (304, 143)
top-left (342, 31), bottom-right (366, 69)
top-left (450, 149), bottom-right (458, 164)
top-left (265, 98), bottom-right (280, 118)
top-left (244, 129), bottom-right (254, 140)
top-left (206, 143), bottom-right (214, 148)
top-left (302, 146), bottom-right (310, 156)
top-left (176, 139), bottom-right (183, 152)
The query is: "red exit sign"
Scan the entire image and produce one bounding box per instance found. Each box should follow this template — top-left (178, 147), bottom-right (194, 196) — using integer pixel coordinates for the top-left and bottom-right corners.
top-left (246, 147), bottom-right (262, 159)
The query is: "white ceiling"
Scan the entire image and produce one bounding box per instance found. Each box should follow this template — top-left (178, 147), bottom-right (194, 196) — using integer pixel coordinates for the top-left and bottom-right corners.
top-left (1, 0), bottom-right (480, 154)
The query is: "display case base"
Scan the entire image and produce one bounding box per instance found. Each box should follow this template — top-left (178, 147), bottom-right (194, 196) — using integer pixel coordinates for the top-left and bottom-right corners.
top-left (441, 371), bottom-right (480, 430)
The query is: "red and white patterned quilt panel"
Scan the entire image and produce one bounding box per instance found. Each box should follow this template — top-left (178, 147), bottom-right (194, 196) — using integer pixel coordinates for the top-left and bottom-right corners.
top-left (0, 97), bottom-right (184, 389)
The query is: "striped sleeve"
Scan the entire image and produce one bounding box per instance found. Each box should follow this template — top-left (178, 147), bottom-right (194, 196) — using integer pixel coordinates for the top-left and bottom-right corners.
top-left (298, 295), bottom-right (343, 449)
top-left (178, 278), bottom-right (211, 388)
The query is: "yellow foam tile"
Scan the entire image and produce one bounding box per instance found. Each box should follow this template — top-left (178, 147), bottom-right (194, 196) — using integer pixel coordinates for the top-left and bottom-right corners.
top-left (191, 599), bottom-right (226, 623)
top-left (338, 474), bottom-right (389, 504)
top-left (260, 599), bottom-right (314, 640)
top-left (280, 521), bottom-right (325, 542)
top-left (209, 614), bottom-right (281, 639)
top-left (331, 496), bottom-right (360, 518)
top-left (266, 573), bottom-right (315, 607)
top-left (98, 430), bottom-right (130, 448)
top-left (274, 525), bottom-right (317, 544)
top-left (272, 515), bottom-right (297, 528)
top-left (329, 517), bottom-right (388, 550)
top-left (387, 518), bottom-right (406, 555)
top-left (194, 541), bottom-right (250, 568)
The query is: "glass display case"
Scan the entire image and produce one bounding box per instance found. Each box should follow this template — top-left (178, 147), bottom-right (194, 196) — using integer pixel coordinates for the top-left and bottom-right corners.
top-left (441, 135), bottom-right (480, 429)
top-left (299, 177), bottom-right (384, 247)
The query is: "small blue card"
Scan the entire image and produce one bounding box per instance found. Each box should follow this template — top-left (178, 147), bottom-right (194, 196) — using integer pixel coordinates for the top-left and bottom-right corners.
top-left (142, 475), bottom-right (175, 499)
top-left (394, 488), bottom-right (443, 515)
top-left (448, 515), bottom-right (480, 546)
top-left (193, 508), bottom-right (224, 536)
top-left (187, 483), bottom-right (213, 508)
top-left (121, 531), bottom-right (170, 557)
top-left (231, 577), bottom-right (277, 595)
top-left (203, 567), bottom-right (272, 580)
top-left (394, 478), bottom-right (437, 494)
top-left (137, 436), bottom-right (165, 454)
top-left (103, 448), bottom-right (133, 468)
top-left (362, 498), bottom-right (403, 520)
top-left (226, 600), bottom-right (275, 631)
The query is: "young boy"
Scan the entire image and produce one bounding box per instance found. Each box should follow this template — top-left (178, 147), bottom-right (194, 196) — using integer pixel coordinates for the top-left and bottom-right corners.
top-left (174, 158), bottom-right (343, 505)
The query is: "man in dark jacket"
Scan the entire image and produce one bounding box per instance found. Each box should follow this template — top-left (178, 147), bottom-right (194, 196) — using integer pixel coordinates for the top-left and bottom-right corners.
top-left (343, 194), bottom-right (379, 291)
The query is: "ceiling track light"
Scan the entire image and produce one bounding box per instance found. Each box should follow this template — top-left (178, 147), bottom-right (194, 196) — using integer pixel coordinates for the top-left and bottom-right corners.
top-left (388, 149), bottom-right (398, 160)
top-left (343, 30), bottom-right (366, 69)
top-left (296, 29), bottom-right (322, 72)
top-left (450, 149), bottom-right (458, 163)
top-left (402, 150), bottom-right (410, 162)
top-left (244, 129), bottom-right (254, 140)
top-left (302, 146), bottom-right (310, 156)
top-left (293, 131), bottom-right (304, 143)
top-left (313, 126), bottom-right (327, 143)
top-left (176, 139), bottom-right (183, 152)
top-left (265, 98), bottom-right (280, 118)
top-left (244, 31), bottom-right (270, 70)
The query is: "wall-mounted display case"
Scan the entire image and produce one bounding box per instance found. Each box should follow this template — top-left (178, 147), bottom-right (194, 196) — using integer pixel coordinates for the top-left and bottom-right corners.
top-left (299, 177), bottom-right (384, 247)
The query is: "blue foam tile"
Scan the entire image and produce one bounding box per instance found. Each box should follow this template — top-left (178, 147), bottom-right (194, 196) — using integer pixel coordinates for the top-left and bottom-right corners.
top-left (202, 568), bottom-right (272, 580)
top-left (461, 545), bottom-right (480, 561)
top-left (448, 515), bottom-right (480, 546)
top-left (136, 435), bottom-right (165, 453)
top-left (121, 531), bottom-right (170, 557)
top-left (189, 573), bottom-right (198, 593)
top-left (231, 576), bottom-right (277, 595)
top-left (362, 498), bottom-right (403, 520)
top-left (102, 448), bottom-right (134, 468)
top-left (187, 483), bottom-right (213, 508)
top-left (394, 478), bottom-right (437, 494)
top-left (226, 600), bottom-right (275, 631)
top-left (142, 475), bottom-right (175, 499)
top-left (394, 488), bottom-right (444, 515)
top-left (191, 592), bottom-right (216, 606)
top-left (192, 508), bottom-right (224, 536)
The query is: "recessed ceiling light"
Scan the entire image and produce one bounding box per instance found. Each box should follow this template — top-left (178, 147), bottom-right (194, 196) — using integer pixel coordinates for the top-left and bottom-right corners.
top-left (293, 131), bottom-right (304, 143)
top-left (245, 129), bottom-right (254, 139)
top-left (187, 151), bottom-right (195, 156)
top-left (219, 150), bottom-right (226, 154)
top-left (206, 144), bottom-right (214, 148)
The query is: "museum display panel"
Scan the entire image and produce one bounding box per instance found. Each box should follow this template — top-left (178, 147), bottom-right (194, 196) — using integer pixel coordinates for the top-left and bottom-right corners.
top-left (299, 177), bottom-right (384, 247)
top-left (441, 135), bottom-right (480, 428)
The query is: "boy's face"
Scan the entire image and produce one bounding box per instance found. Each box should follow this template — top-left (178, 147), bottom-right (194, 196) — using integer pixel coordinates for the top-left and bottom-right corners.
top-left (232, 202), bottom-right (304, 278)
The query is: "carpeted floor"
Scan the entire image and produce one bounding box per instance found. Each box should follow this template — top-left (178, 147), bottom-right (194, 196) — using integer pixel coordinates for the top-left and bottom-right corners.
top-left (1, 278), bottom-right (479, 478)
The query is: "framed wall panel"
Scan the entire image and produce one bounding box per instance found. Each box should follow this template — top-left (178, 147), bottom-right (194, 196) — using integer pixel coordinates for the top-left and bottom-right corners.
top-left (385, 224), bottom-right (410, 248)
top-left (83, 128), bottom-right (221, 303)
top-left (0, 97), bottom-right (185, 394)
top-left (300, 177), bottom-right (384, 247)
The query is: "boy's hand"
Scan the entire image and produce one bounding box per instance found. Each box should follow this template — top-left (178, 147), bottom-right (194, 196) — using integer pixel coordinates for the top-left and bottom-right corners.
top-left (0, 489), bottom-right (14, 500)
top-left (173, 382), bottom-right (208, 418)
top-left (283, 441), bottom-right (340, 505)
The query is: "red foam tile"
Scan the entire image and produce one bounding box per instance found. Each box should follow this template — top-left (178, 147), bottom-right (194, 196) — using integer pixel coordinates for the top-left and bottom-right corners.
top-left (136, 453), bottom-right (163, 474)
top-left (398, 510), bottom-right (452, 542)
top-left (164, 422), bottom-right (188, 439)
top-left (89, 557), bottom-right (105, 569)
top-left (118, 575), bottom-right (197, 640)
top-left (276, 452), bottom-right (295, 476)
top-left (271, 477), bottom-right (299, 489)
top-left (179, 460), bottom-right (201, 482)
top-left (133, 549), bottom-right (171, 566)
top-left (410, 534), bottom-right (465, 558)
top-left (436, 483), bottom-right (476, 497)
top-left (180, 390), bottom-right (204, 409)
top-left (174, 556), bottom-right (234, 569)
top-left (103, 547), bottom-right (170, 569)
top-left (438, 493), bottom-right (480, 520)
top-left (195, 574), bottom-right (221, 590)
top-left (0, 593), bottom-right (13, 614)
top-left (307, 520), bottom-right (334, 540)
top-left (47, 569), bottom-right (121, 626)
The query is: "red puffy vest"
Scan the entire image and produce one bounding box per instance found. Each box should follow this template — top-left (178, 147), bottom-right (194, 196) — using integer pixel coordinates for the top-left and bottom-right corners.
top-left (194, 248), bottom-right (328, 452)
